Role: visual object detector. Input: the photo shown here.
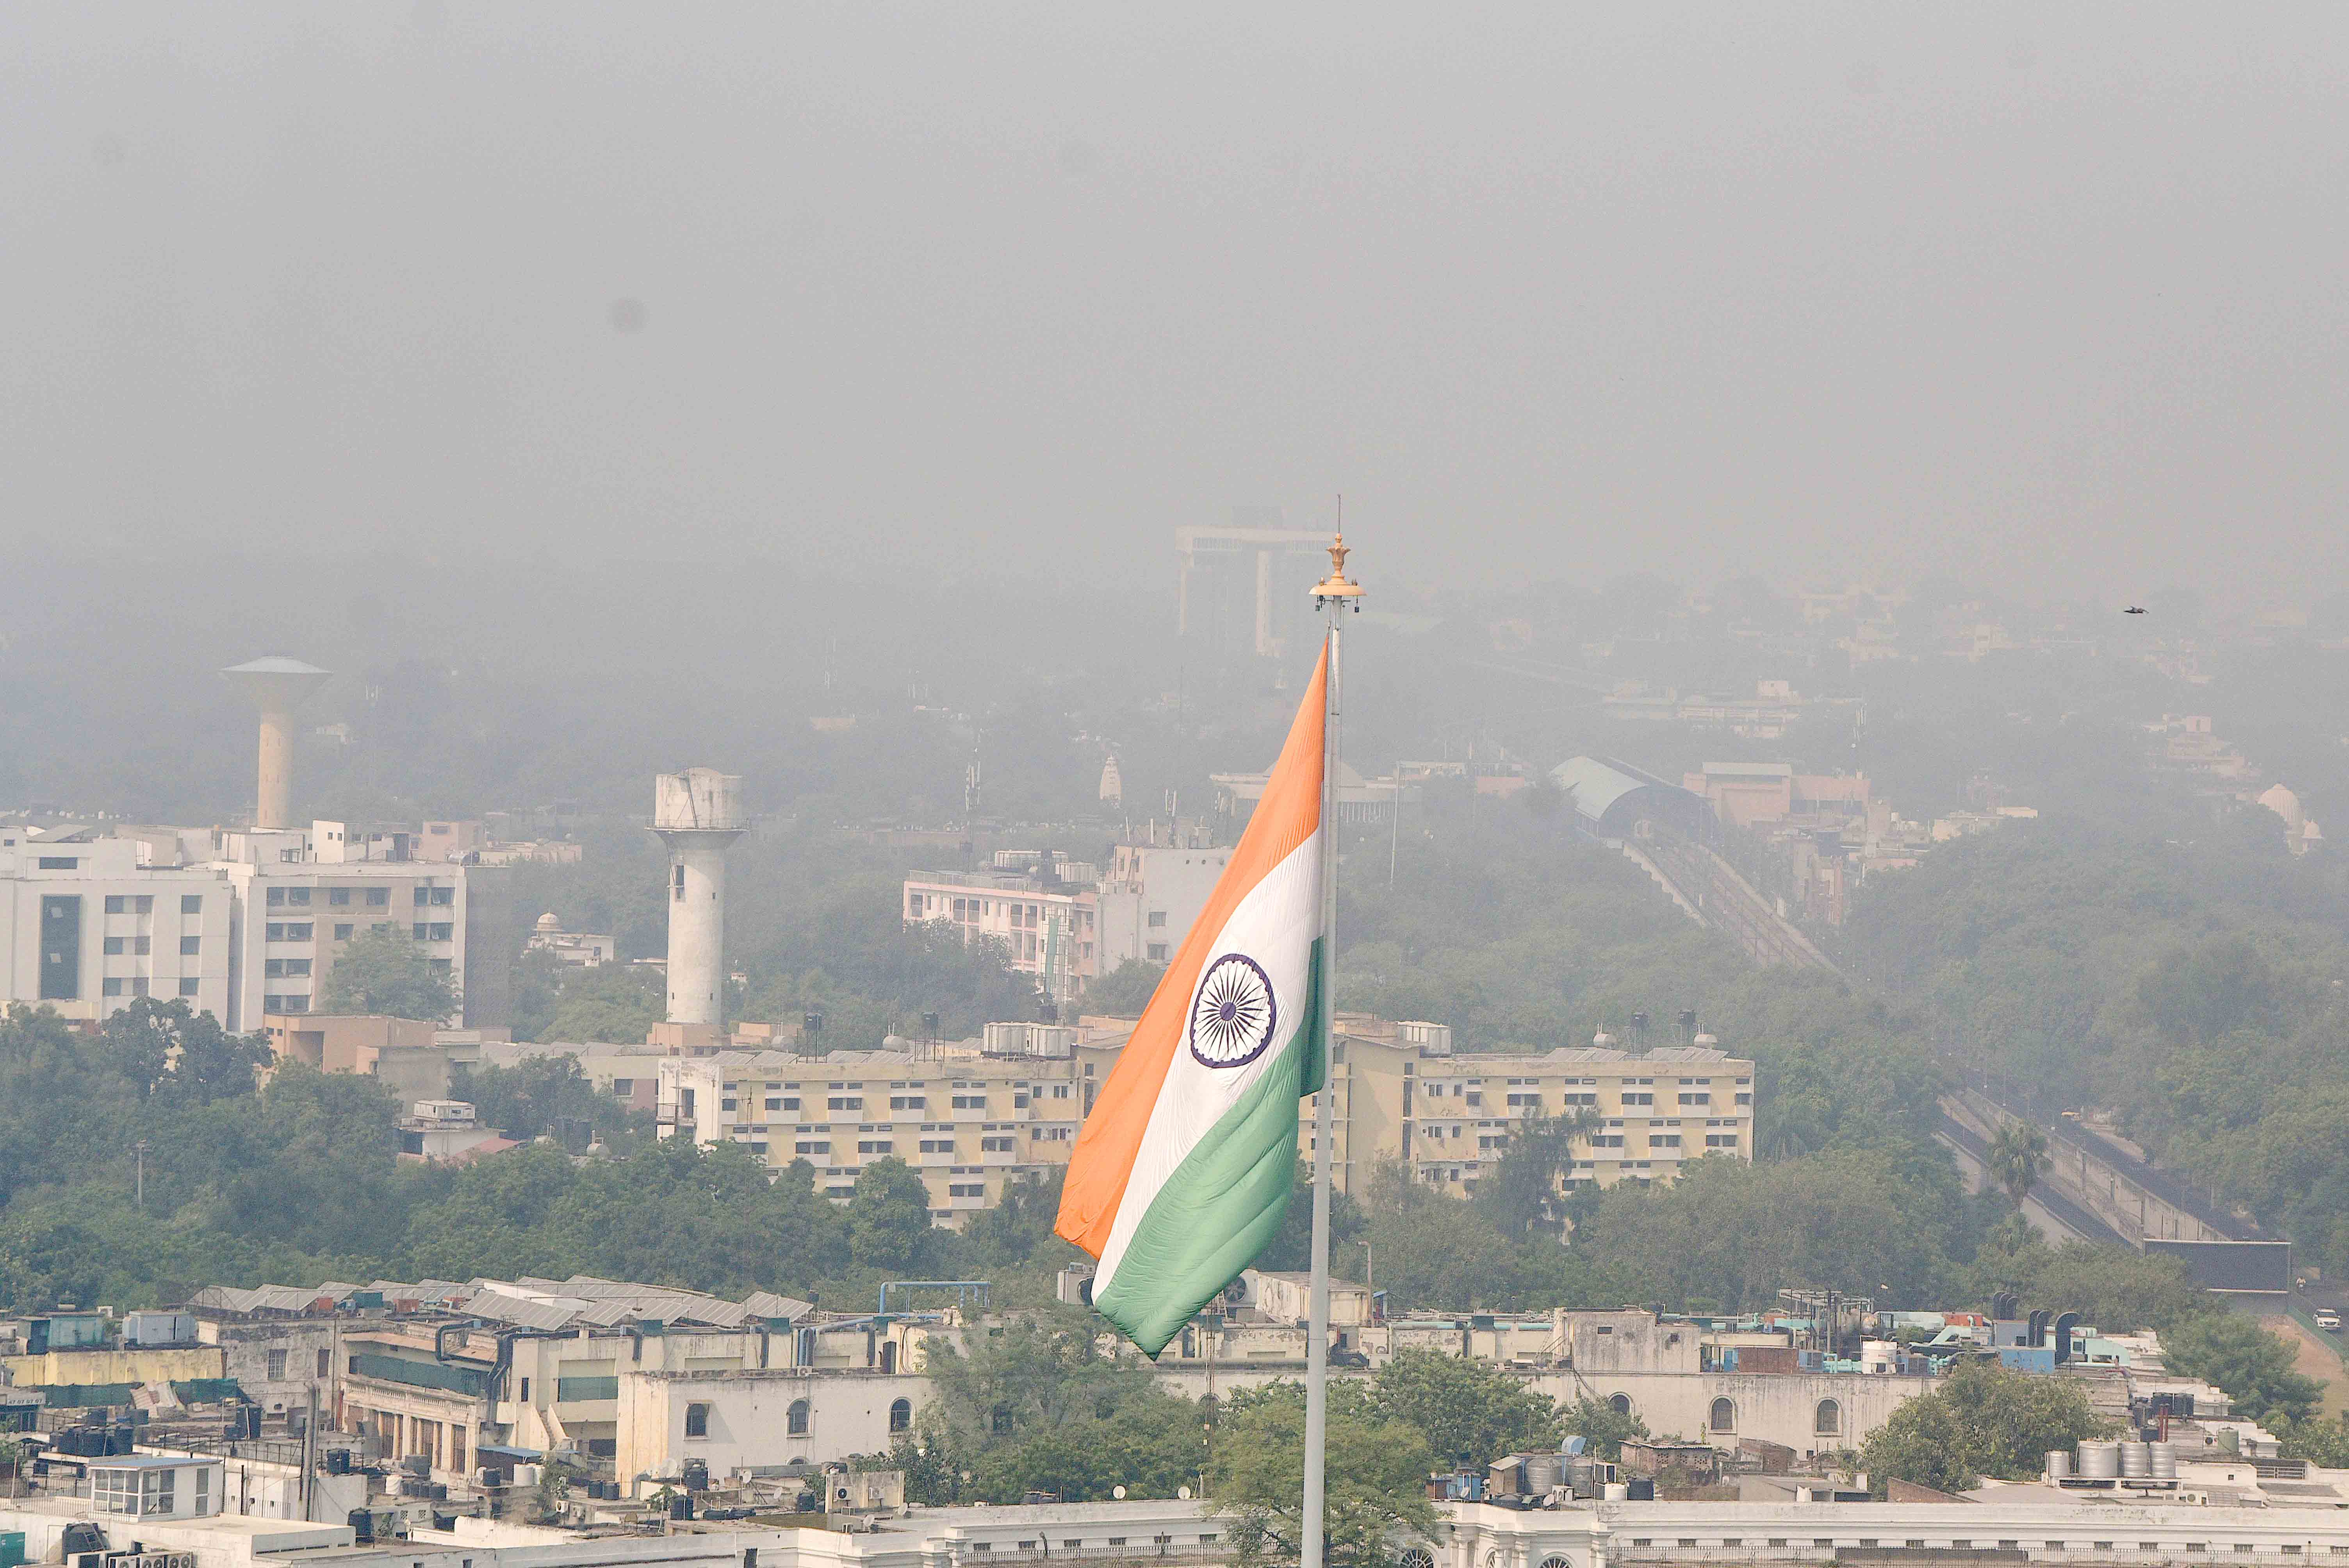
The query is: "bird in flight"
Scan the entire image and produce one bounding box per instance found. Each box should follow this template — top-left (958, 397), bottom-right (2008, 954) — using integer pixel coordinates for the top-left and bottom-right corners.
top-left (2124, 606), bottom-right (2147, 615)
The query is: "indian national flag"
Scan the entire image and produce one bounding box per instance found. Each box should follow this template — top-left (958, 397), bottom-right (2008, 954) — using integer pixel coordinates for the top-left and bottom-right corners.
top-left (1057, 647), bottom-right (1328, 1356)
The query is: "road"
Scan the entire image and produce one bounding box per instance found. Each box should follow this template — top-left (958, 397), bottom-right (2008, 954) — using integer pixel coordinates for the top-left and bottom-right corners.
top-left (2260, 1311), bottom-right (2349, 1420)
top-left (1936, 1112), bottom-right (2125, 1245)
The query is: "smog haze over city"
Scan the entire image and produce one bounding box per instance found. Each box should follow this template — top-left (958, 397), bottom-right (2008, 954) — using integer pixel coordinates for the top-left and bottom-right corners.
top-left (11, 2), bottom-right (2349, 1530)
top-left (7, 4), bottom-right (2347, 597)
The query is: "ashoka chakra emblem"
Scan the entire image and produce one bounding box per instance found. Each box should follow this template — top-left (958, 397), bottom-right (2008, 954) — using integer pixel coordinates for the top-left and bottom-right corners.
top-left (1189, 953), bottom-right (1278, 1068)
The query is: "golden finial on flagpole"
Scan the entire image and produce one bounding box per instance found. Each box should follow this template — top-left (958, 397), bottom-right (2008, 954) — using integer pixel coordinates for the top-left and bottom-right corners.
top-left (1311, 499), bottom-right (1365, 610)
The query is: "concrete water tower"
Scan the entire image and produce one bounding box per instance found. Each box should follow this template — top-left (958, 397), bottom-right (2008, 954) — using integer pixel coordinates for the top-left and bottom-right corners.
top-left (651, 769), bottom-right (747, 1026)
top-left (220, 656), bottom-right (332, 830)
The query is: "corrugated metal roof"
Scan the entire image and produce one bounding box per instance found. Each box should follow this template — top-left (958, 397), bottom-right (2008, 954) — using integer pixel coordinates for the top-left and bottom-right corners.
top-left (1550, 756), bottom-right (1660, 824)
top-left (740, 1292), bottom-right (814, 1323)
top-left (188, 1286), bottom-right (263, 1314)
top-left (460, 1294), bottom-right (580, 1333)
top-left (252, 1285), bottom-right (330, 1311)
top-left (192, 1272), bottom-right (811, 1332)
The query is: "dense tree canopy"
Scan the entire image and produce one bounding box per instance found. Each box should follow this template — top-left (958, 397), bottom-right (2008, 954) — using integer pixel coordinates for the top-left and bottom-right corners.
top-left (1214, 1380), bottom-right (1436, 1568)
top-left (1844, 818), bottom-right (2349, 1275)
top-left (1860, 1361), bottom-right (2110, 1495)
top-left (510, 955), bottom-right (665, 1046)
top-left (1558, 1395), bottom-right (1649, 1461)
top-left (1085, 960), bottom-right (1166, 1016)
top-left (1372, 1349), bottom-right (1559, 1470)
top-left (317, 926), bottom-right (459, 1021)
top-left (2159, 1312), bottom-right (2324, 1427)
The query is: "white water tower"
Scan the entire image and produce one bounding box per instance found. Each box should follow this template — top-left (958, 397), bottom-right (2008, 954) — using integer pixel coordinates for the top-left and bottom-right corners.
top-left (220, 656), bottom-right (331, 830)
top-left (651, 769), bottom-right (747, 1026)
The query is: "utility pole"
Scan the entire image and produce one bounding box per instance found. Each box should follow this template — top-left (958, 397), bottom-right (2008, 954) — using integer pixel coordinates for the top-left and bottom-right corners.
top-left (1389, 764), bottom-right (1401, 885)
top-left (302, 1383), bottom-right (318, 1521)
top-left (1302, 517), bottom-right (1363, 1568)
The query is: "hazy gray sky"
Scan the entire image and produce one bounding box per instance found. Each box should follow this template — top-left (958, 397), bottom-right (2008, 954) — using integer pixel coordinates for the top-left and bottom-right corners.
top-left (5, 4), bottom-right (2344, 605)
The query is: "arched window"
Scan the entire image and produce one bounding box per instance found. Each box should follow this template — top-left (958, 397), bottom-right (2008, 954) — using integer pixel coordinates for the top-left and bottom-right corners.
top-left (1815, 1399), bottom-right (1842, 1437)
top-left (685, 1403), bottom-right (710, 1438)
top-left (1539, 1557), bottom-right (1574, 1568)
top-left (1709, 1397), bottom-right (1736, 1433)
top-left (787, 1398), bottom-right (810, 1436)
top-left (1400, 1551), bottom-right (1436, 1568)
top-left (1608, 1393), bottom-right (1632, 1417)
top-left (889, 1398), bottom-right (912, 1434)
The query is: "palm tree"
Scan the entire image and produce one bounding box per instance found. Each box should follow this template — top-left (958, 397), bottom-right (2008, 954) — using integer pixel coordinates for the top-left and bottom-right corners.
top-left (1986, 1121), bottom-right (2050, 1208)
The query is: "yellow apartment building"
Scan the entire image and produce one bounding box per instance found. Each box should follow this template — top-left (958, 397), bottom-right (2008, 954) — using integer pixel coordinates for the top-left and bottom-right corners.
top-left (1300, 1016), bottom-right (1755, 1196)
top-left (656, 1009), bottom-right (1750, 1219)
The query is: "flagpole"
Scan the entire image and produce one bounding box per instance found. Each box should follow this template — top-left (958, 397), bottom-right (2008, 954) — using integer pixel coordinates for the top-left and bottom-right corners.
top-left (1303, 529), bottom-right (1361, 1568)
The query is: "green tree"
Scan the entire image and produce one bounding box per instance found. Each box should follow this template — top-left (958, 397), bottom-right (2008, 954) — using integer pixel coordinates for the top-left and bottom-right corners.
top-left (958, 1168), bottom-right (1080, 1272)
top-left (1374, 1348), bottom-right (1559, 1469)
top-left (1475, 1111), bottom-right (1595, 1240)
top-left (1252, 1160), bottom-right (1366, 1274)
top-left (1985, 1122), bottom-right (2050, 1208)
top-left (2138, 937), bottom-right (2275, 1043)
top-left (1973, 1238), bottom-right (2208, 1336)
top-left (1558, 1395), bottom-right (1648, 1461)
top-left (451, 1055), bottom-right (614, 1142)
top-left (1212, 1380), bottom-right (1436, 1568)
top-left (920, 1306), bottom-right (1152, 1470)
top-left (1085, 960), bottom-right (1167, 1016)
top-left (318, 926), bottom-right (459, 1021)
top-left (100, 998), bottom-right (269, 1106)
top-left (2278, 1415), bottom-right (2349, 1468)
top-left (0, 1214), bottom-right (109, 1311)
top-left (848, 1157), bottom-right (936, 1272)
top-left (1568, 1147), bottom-right (1963, 1311)
top-left (2159, 1313), bottom-right (2323, 1426)
top-left (1857, 1378), bottom-right (1976, 1493)
top-left (1859, 1361), bottom-right (2109, 1494)
top-left (1351, 1163), bottom-right (1527, 1311)
top-left (510, 953), bottom-right (665, 1045)
top-left (398, 1139), bottom-right (849, 1295)
top-left (969, 1383), bottom-right (1207, 1502)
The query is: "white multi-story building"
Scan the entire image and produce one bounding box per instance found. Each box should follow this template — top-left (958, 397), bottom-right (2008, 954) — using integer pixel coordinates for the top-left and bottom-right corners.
top-left (902, 861), bottom-right (1100, 1001)
top-left (905, 829), bottom-right (1227, 995)
top-left (0, 821), bottom-right (509, 1031)
top-left (1094, 828), bottom-right (1228, 969)
top-left (0, 829), bottom-right (236, 1022)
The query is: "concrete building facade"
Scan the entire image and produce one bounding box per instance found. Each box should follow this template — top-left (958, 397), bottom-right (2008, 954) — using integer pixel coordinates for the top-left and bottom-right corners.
top-left (1093, 832), bottom-right (1227, 970)
top-left (655, 1030), bottom-right (1123, 1217)
top-left (261, 1014), bottom-right (483, 1103)
top-left (0, 822), bottom-right (509, 1030)
top-left (0, 831), bottom-right (236, 1022)
top-left (616, 1366), bottom-right (936, 1488)
top-left (649, 1012), bottom-right (1748, 1216)
top-left (1307, 1018), bottom-right (1756, 1198)
top-left (903, 867), bottom-right (1100, 998)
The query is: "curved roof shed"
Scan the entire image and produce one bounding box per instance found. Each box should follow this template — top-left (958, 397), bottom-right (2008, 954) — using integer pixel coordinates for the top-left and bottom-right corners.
top-left (1551, 755), bottom-right (1714, 840)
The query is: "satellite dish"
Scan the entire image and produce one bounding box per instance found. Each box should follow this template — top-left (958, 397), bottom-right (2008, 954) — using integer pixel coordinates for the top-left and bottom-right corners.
top-left (1114, 1485), bottom-right (1127, 1500)
top-left (1178, 1486), bottom-right (1192, 1501)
